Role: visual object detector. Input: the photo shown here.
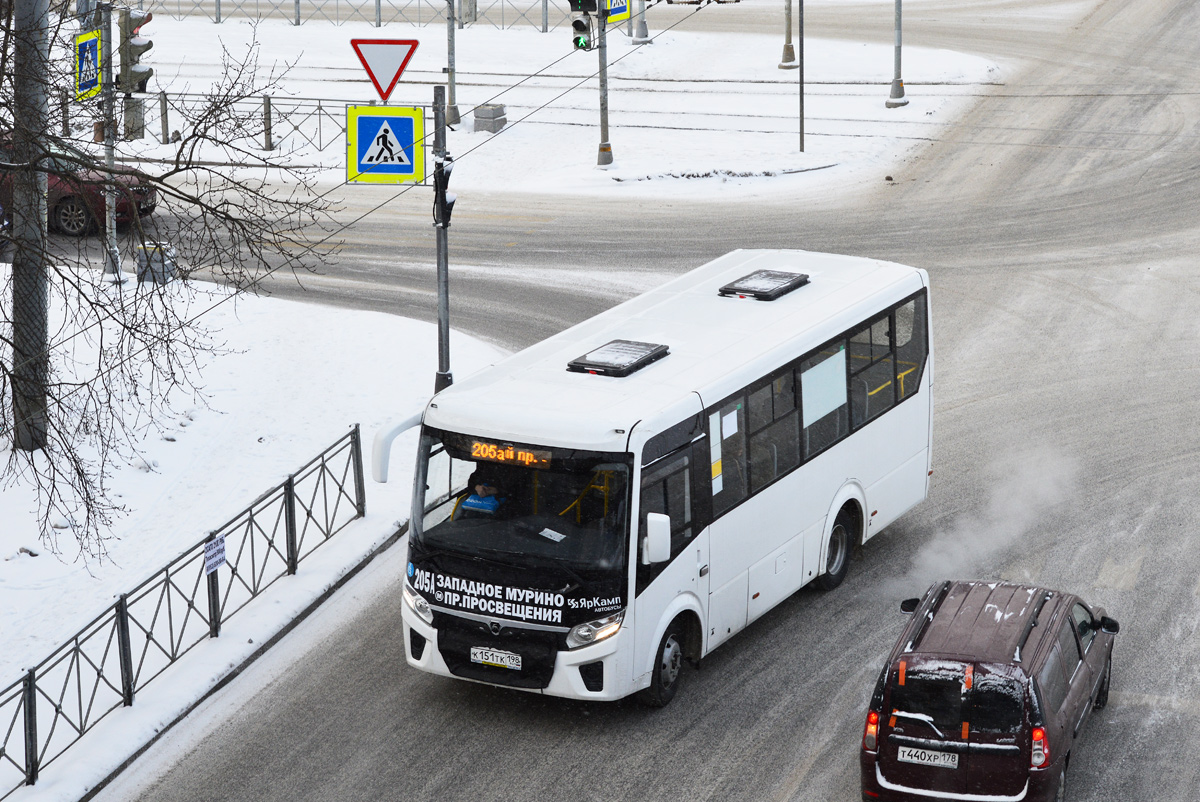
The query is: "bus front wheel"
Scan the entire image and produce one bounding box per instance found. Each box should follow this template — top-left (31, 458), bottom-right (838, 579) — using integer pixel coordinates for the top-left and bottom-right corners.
top-left (639, 620), bottom-right (685, 708)
top-left (815, 509), bottom-right (853, 591)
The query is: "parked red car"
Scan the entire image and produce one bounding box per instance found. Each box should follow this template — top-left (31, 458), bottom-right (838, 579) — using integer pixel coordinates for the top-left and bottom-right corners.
top-left (0, 140), bottom-right (157, 236)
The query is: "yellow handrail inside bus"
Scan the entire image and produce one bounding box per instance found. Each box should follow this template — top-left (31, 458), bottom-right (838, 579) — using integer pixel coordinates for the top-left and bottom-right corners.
top-left (560, 470), bottom-right (617, 523)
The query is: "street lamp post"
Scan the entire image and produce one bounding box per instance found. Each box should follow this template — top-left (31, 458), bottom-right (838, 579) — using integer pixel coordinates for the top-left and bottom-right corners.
top-left (596, 5), bottom-right (613, 166)
top-left (886, 0), bottom-right (908, 107)
top-left (633, 0), bottom-right (649, 43)
top-left (779, 0), bottom-right (797, 69)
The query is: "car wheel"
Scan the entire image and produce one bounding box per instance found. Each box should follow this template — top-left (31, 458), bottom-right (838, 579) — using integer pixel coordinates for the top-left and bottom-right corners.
top-left (53, 197), bottom-right (94, 236)
top-left (1054, 766), bottom-right (1066, 802)
top-left (638, 620), bottom-right (684, 708)
top-left (814, 509), bottom-right (853, 590)
top-left (1094, 652), bottom-right (1112, 709)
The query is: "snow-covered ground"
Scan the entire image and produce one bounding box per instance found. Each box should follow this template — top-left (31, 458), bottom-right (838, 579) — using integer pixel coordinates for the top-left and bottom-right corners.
top-left (3, 10), bottom-right (1002, 801)
top-left (128, 13), bottom-right (1003, 199)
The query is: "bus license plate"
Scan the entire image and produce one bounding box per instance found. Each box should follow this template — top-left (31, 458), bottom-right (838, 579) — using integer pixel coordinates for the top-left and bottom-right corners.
top-left (897, 746), bottom-right (958, 770)
top-left (470, 647), bottom-right (522, 670)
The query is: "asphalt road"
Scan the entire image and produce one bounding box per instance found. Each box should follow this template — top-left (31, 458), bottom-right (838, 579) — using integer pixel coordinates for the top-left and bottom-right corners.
top-left (97, 0), bottom-right (1200, 799)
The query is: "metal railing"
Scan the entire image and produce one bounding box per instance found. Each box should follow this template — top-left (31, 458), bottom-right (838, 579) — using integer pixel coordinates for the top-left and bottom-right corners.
top-left (0, 425), bottom-right (367, 799)
top-left (158, 0), bottom-right (573, 30)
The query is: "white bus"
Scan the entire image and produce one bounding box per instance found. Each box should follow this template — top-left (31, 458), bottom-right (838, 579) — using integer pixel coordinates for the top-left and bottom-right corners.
top-left (373, 249), bottom-right (932, 706)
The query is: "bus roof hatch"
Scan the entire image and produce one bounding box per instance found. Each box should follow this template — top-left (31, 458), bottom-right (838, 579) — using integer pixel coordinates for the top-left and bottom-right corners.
top-left (718, 270), bottom-right (810, 301)
top-left (567, 339), bottom-right (669, 377)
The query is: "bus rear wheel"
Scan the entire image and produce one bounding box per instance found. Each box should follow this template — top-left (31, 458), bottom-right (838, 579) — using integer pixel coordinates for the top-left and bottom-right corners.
top-left (639, 620), bottom-right (684, 708)
top-left (815, 509), bottom-right (853, 591)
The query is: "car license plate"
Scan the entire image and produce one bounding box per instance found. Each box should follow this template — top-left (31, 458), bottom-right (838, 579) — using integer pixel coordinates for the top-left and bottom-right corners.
top-left (897, 746), bottom-right (958, 769)
top-left (470, 647), bottom-right (521, 670)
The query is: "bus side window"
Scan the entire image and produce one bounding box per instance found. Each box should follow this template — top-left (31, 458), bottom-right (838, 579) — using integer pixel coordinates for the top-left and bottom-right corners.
top-left (637, 451), bottom-right (694, 593)
top-left (849, 314), bottom-right (896, 428)
top-left (748, 372), bottom-right (800, 493)
top-left (710, 398), bottom-right (747, 516)
top-left (799, 343), bottom-right (849, 459)
top-left (894, 293), bottom-right (928, 401)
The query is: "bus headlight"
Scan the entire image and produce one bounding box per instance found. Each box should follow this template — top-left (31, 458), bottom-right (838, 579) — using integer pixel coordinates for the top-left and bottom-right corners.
top-left (566, 610), bottom-right (624, 650)
top-left (403, 582), bottom-right (434, 625)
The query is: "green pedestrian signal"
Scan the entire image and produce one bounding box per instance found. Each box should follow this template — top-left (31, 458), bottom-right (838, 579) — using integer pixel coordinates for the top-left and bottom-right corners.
top-left (571, 14), bottom-right (594, 51)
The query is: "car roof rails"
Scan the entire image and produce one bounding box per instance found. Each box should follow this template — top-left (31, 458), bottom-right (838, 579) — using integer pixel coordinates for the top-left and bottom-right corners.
top-left (1014, 589), bottom-right (1054, 663)
top-left (903, 580), bottom-right (952, 653)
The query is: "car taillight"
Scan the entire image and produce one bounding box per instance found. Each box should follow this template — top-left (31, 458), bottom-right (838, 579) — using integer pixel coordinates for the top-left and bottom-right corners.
top-left (863, 710), bottom-right (880, 751)
top-left (1031, 726), bottom-right (1049, 767)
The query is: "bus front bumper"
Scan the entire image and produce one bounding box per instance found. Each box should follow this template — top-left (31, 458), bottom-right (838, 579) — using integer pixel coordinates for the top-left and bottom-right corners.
top-left (401, 606), bottom-right (631, 701)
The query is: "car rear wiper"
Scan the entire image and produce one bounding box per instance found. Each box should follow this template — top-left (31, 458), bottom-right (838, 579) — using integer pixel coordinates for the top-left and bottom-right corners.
top-left (891, 710), bottom-right (946, 739)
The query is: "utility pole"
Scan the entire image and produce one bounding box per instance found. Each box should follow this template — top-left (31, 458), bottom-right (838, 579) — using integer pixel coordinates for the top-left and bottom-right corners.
top-left (11, 0), bottom-right (51, 450)
top-left (432, 86), bottom-right (455, 392)
top-left (445, 0), bottom-right (460, 125)
top-left (886, 0), bottom-right (908, 107)
top-left (596, 4), bottom-right (613, 166)
top-left (100, 3), bottom-right (124, 280)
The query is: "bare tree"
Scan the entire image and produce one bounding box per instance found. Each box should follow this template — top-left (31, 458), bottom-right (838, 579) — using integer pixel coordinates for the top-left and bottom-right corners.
top-left (1, 4), bottom-right (341, 560)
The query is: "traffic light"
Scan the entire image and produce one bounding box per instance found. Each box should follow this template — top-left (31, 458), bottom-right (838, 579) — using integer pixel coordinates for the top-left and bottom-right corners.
top-left (567, 0), bottom-right (597, 9)
top-left (116, 8), bottom-right (153, 94)
top-left (571, 13), bottom-right (595, 51)
top-left (433, 156), bottom-right (456, 227)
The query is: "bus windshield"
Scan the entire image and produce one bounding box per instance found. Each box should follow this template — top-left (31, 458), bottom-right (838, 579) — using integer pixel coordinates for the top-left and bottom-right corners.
top-left (413, 427), bottom-right (631, 574)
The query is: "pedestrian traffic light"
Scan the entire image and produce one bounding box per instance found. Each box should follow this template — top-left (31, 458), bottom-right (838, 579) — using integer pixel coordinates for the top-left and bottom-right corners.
top-left (433, 156), bottom-right (456, 227)
top-left (567, 0), bottom-right (598, 10)
top-left (116, 8), bottom-right (153, 94)
top-left (571, 13), bottom-right (594, 51)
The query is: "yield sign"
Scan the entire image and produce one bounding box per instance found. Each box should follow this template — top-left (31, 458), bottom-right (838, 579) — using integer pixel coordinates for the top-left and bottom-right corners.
top-left (351, 39), bottom-right (419, 102)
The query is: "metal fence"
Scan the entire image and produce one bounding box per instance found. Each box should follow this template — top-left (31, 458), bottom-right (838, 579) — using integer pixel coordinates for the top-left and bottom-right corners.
top-left (157, 0), bottom-right (574, 30)
top-left (147, 91), bottom-right (397, 156)
top-left (0, 425), bottom-right (367, 799)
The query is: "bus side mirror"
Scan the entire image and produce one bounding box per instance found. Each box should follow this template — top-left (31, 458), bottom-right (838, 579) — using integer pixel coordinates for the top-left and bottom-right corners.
top-left (642, 513), bottom-right (671, 565)
top-left (900, 598), bottom-right (920, 614)
top-left (1100, 616), bottom-right (1120, 635)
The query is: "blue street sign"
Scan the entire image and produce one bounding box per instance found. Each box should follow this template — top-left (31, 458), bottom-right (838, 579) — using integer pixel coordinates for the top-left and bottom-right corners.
top-left (346, 105), bottom-right (425, 184)
top-left (75, 30), bottom-right (102, 102)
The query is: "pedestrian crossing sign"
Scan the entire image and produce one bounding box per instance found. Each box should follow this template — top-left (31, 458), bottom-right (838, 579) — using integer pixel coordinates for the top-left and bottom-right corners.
top-left (75, 30), bottom-right (102, 102)
top-left (346, 105), bottom-right (425, 184)
top-left (606, 0), bottom-right (630, 24)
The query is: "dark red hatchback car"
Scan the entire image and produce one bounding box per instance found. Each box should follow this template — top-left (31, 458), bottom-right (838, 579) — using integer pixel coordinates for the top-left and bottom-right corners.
top-left (0, 141), bottom-right (156, 236)
top-left (861, 581), bottom-right (1119, 802)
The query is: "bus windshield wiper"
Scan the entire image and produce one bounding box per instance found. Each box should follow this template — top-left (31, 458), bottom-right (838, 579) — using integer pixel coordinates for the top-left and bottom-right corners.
top-left (891, 710), bottom-right (946, 739)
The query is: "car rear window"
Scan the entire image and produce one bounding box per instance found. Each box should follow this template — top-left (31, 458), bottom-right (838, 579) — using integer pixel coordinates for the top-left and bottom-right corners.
top-left (888, 660), bottom-right (965, 737)
top-left (970, 666), bottom-right (1025, 733)
top-left (889, 661), bottom-right (1026, 737)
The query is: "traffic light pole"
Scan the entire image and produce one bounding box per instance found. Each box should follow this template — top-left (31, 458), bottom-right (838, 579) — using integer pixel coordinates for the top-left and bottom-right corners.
top-left (100, 3), bottom-right (123, 281)
top-left (432, 85), bottom-right (453, 393)
top-left (596, 5), bottom-right (612, 166)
